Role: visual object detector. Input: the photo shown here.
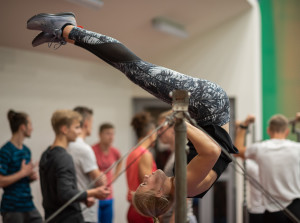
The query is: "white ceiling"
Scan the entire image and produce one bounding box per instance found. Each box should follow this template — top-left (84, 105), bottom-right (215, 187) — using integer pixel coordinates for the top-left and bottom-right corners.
top-left (0, 0), bottom-right (251, 62)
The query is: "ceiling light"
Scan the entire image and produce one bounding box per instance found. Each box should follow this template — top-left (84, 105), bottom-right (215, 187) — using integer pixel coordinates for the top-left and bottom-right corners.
top-left (66, 0), bottom-right (103, 9)
top-left (152, 16), bottom-right (188, 38)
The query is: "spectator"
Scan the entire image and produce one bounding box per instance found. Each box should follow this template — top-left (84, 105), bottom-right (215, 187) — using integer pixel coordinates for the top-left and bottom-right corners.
top-left (92, 123), bottom-right (122, 223)
top-left (0, 109), bottom-right (42, 223)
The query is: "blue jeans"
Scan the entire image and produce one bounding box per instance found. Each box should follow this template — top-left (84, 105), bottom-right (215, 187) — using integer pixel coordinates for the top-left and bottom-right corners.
top-left (98, 199), bottom-right (113, 223)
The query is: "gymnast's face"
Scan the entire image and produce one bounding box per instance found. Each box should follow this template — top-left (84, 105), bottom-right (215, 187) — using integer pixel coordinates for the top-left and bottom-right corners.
top-left (138, 169), bottom-right (168, 195)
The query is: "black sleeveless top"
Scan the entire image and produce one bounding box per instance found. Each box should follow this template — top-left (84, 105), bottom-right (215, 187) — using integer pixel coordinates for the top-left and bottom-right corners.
top-left (173, 124), bottom-right (239, 198)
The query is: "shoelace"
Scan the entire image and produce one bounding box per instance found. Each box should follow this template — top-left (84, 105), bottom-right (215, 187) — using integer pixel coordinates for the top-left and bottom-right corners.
top-left (47, 36), bottom-right (66, 49)
top-left (47, 29), bottom-right (66, 49)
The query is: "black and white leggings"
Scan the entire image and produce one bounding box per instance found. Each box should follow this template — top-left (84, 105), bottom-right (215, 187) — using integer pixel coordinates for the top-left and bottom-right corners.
top-left (69, 27), bottom-right (230, 127)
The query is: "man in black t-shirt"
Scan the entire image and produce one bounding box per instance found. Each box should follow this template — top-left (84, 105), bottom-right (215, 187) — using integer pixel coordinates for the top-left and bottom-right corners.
top-left (39, 110), bottom-right (110, 223)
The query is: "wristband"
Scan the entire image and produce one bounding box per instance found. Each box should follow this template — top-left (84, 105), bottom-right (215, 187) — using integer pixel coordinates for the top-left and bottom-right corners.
top-left (239, 124), bottom-right (248, 129)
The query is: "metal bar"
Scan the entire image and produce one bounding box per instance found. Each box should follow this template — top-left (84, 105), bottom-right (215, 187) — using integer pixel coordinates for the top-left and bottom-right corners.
top-left (171, 90), bottom-right (190, 223)
top-left (174, 117), bottom-right (187, 223)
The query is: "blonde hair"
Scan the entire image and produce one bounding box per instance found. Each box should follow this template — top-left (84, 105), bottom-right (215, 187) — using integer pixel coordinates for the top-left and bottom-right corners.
top-left (132, 189), bottom-right (174, 221)
top-left (51, 110), bottom-right (82, 134)
top-left (268, 114), bottom-right (288, 133)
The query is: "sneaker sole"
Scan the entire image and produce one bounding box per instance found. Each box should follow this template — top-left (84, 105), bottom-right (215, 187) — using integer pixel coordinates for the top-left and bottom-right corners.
top-left (27, 12), bottom-right (75, 26)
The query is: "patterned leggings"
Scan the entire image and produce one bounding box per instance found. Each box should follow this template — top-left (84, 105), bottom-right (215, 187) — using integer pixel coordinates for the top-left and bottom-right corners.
top-left (69, 27), bottom-right (230, 126)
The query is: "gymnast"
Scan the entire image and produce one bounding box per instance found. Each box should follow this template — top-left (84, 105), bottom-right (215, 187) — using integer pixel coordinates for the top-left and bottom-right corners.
top-left (27, 12), bottom-right (238, 222)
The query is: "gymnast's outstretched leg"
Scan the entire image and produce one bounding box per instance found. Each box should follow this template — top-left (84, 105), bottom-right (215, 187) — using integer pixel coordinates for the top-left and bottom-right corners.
top-left (27, 13), bottom-right (230, 128)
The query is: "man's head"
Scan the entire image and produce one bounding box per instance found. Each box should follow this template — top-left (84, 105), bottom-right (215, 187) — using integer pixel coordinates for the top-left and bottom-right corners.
top-left (267, 114), bottom-right (289, 138)
top-left (51, 110), bottom-right (82, 142)
top-left (7, 109), bottom-right (32, 138)
top-left (99, 123), bottom-right (115, 146)
top-left (73, 106), bottom-right (93, 137)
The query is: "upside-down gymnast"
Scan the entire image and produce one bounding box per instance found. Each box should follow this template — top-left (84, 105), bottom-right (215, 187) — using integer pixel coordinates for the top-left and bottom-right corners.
top-left (27, 12), bottom-right (238, 222)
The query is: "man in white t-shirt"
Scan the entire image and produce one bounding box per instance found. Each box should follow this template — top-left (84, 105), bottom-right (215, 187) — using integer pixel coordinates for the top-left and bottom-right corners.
top-left (237, 114), bottom-right (300, 223)
top-left (68, 106), bottom-right (109, 223)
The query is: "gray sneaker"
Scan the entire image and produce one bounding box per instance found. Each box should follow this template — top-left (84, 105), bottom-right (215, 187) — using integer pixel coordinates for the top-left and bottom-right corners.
top-left (32, 32), bottom-right (66, 48)
top-left (27, 12), bottom-right (76, 41)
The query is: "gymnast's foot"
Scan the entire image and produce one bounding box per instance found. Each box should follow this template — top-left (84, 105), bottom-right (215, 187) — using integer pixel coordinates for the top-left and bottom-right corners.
top-left (27, 12), bottom-right (76, 43)
top-left (31, 32), bottom-right (66, 48)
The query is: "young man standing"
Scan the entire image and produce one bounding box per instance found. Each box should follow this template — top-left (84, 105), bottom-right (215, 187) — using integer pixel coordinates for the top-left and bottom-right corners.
top-left (92, 123), bottom-right (122, 223)
top-left (0, 110), bottom-right (42, 223)
top-left (68, 106), bottom-right (107, 223)
top-left (39, 110), bottom-right (110, 223)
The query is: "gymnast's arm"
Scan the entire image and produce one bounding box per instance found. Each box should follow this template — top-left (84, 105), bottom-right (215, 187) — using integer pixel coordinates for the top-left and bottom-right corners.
top-left (185, 122), bottom-right (221, 197)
